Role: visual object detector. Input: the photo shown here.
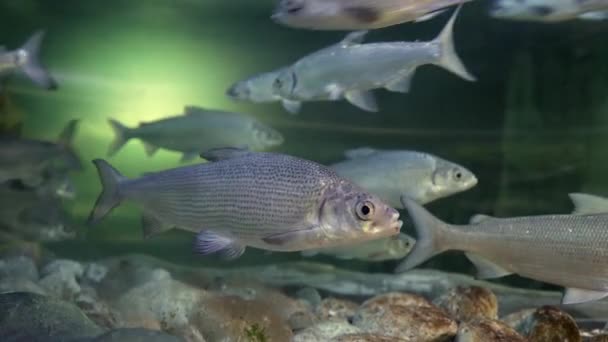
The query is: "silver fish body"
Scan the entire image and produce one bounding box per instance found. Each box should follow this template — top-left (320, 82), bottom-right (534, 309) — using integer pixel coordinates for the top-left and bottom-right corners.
top-left (0, 120), bottom-right (81, 186)
top-left (397, 193), bottom-right (608, 304)
top-left (107, 106), bottom-right (284, 162)
top-left (490, 0), bottom-right (608, 22)
top-left (302, 232), bottom-right (416, 261)
top-left (330, 148), bottom-right (478, 208)
top-left (88, 149), bottom-right (402, 259)
top-left (272, 0), bottom-right (471, 30)
top-left (0, 30), bottom-right (57, 89)
top-left (272, 6), bottom-right (475, 113)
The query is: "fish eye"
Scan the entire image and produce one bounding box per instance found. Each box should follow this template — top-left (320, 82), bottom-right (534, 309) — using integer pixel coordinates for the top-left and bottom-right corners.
top-left (282, 0), bottom-right (304, 14)
top-left (356, 201), bottom-right (375, 221)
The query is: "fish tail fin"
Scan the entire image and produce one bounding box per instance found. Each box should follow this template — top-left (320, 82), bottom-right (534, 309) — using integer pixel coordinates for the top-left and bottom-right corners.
top-left (20, 30), bottom-right (58, 90)
top-left (395, 197), bottom-right (449, 273)
top-left (87, 159), bottom-right (128, 225)
top-left (433, 4), bottom-right (476, 82)
top-left (57, 119), bottom-right (82, 171)
top-left (107, 119), bottom-right (131, 157)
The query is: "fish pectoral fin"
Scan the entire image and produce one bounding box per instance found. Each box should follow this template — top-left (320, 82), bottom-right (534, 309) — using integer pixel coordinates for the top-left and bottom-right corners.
top-left (143, 142), bottom-right (159, 157)
top-left (344, 147), bottom-right (377, 159)
top-left (465, 253), bottom-right (513, 279)
top-left (469, 214), bottom-right (496, 224)
top-left (282, 99), bottom-right (302, 115)
top-left (141, 213), bottom-right (172, 238)
top-left (569, 193), bottom-right (608, 215)
top-left (385, 70), bottom-right (416, 93)
top-left (194, 230), bottom-right (246, 260)
top-left (415, 9), bottom-right (448, 23)
top-left (345, 90), bottom-right (378, 112)
top-left (339, 30), bottom-right (369, 47)
top-left (180, 152), bottom-right (199, 163)
top-left (262, 227), bottom-right (316, 246)
top-left (562, 288), bottom-right (608, 305)
top-left (343, 6), bottom-right (381, 24)
top-left (200, 147), bottom-right (251, 162)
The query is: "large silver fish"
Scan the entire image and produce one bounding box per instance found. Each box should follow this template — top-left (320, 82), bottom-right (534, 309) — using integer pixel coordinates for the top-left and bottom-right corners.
top-left (0, 120), bottom-right (81, 186)
top-left (272, 0), bottom-right (472, 30)
top-left (302, 232), bottom-right (416, 261)
top-left (272, 6), bottom-right (475, 113)
top-left (0, 30), bottom-right (57, 90)
top-left (108, 106), bottom-right (285, 162)
top-left (490, 0), bottom-right (608, 22)
top-left (88, 148), bottom-right (402, 258)
top-left (330, 147), bottom-right (478, 209)
top-left (396, 193), bottom-right (608, 305)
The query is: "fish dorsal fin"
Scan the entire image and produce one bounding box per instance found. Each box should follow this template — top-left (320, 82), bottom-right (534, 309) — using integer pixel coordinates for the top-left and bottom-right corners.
top-left (562, 288), bottom-right (608, 305)
top-left (200, 147), bottom-right (251, 162)
top-left (465, 253), bottom-right (513, 279)
top-left (184, 106), bottom-right (210, 116)
top-left (469, 214), bottom-right (495, 224)
top-left (339, 30), bottom-right (369, 47)
top-left (569, 193), bottom-right (608, 215)
top-left (344, 147), bottom-right (377, 159)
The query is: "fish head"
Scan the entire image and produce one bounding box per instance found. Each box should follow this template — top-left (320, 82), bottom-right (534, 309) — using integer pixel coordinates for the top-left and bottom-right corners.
top-left (389, 233), bottom-right (417, 258)
top-left (319, 180), bottom-right (402, 244)
top-left (251, 122), bottom-right (284, 149)
top-left (272, 69), bottom-right (298, 98)
top-left (489, 0), bottom-right (561, 21)
top-left (272, 0), bottom-right (311, 27)
top-left (431, 162), bottom-right (478, 199)
top-left (227, 71), bottom-right (284, 103)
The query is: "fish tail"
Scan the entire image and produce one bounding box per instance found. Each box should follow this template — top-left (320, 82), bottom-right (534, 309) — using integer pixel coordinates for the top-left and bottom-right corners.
top-left (57, 119), bottom-right (83, 171)
top-left (20, 30), bottom-right (58, 90)
top-left (395, 197), bottom-right (449, 273)
top-left (107, 119), bottom-right (131, 156)
top-left (87, 159), bottom-right (128, 225)
top-left (434, 4), bottom-right (476, 82)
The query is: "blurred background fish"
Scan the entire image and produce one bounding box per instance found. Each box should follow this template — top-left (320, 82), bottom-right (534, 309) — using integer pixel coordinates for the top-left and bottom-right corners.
top-left (302, 232), bottom-right (416, 261)
top-left (490, 0), bottom-right (608, 22)
top-left (272, 0), bottom-right (472, 30)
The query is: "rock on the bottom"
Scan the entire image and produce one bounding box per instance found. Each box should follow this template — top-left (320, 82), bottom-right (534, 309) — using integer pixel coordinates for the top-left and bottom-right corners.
top-left (504, 306), bottom-right (581, 342)
top-left (588, 335), bottom-right (608, 342)
top-left (315, 298), bottom-right (359, 321)
top-left (434, 286), bottom-right (498, 322)
top-left (293, 321), bottom-right (362, 342)
top-left (456, 318), bottom-right (526, 342)
top-left (0, 291), bottom-right (103, 341)
top-left (353, 303), bottom-right (457, 341)
top-left (86, 328), bottom-right (186, 342)
top-left (331, 333), bottom-right (408, 341)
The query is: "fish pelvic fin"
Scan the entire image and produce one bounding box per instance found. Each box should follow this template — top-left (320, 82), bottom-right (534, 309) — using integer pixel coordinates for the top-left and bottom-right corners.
top-left (465, 252), bottom-right (513, 279)
top-left (20, 30), bottom-right (58, 90)
top-left (87, 159), bottom-right (128, 225)
top-left (107, 119), bottom-right (132, 157)
top-left (57, 119), bottom-right (83, 171)
top-left (433, 4), bottom-right (476, 82)
top-left (395, 195), bottom-right (448, 273)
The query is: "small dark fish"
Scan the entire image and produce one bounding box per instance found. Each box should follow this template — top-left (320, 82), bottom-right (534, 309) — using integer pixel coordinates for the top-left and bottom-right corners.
top-left (88, 148), bottom-right (402, 259)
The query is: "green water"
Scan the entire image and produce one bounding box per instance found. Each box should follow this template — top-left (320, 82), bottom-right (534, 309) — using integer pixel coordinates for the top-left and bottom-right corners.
top-left (1, 0), bottom-right (608, 279)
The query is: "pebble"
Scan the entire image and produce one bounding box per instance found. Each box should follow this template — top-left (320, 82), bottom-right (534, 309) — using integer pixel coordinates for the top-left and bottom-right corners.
top-left (293, 321), bottom-right (362, 342)
top-left (434, 286), bottom-right (498, 322)
top-left (315, 297), bottom-right (359, 321)
top-left (456, 318), bottom-right (526, 342)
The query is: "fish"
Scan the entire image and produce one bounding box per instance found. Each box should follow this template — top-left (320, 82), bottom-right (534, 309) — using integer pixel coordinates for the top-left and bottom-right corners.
top-left (88, 148), bottom-right (402, 259)
top-left (272, 5), bottom-right (475, 113)
top-left (107, 106), bottom-right (285, 162)
top-left (330, 147), bottom-right (478, 209)
top-left (0, 30), bottom-right (57, 90)
top-left (490, 0), bottom-right (608, 22)
top-left (302, 232), bottom-right (416, 261)
top-left (396, 193), bottom-right (608, 305)
top-left (0, 119), bottom-right (81, 187)
top-left (272, 0), bottom-right (472, 30)
top-left (226, 67), bottom-right (304, 114)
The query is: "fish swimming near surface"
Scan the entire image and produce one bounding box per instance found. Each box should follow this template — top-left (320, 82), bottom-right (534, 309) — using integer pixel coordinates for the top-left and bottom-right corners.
top-left (302, 232), bottom-right (416, 261)
top-left (272, 5), bottom-right (475, 113)
top-left (226, 67), bottom-right (303, 114)
top-left (88, 148), bottom-right (402, 258)
top-left (107, 106), bottom-right (285, 162)
top-left (0, 30), bottom-right (57, 90)
top-left (396, 193), bottom-right (608, 305)
top-left (330, 147), bottom-right (478, 209)
top-left (272, 0), bottom-right (472, 30)
top-left (0, 119), bottom-right (81, 187)
top-left (490, 0), bottom-right (608, 22)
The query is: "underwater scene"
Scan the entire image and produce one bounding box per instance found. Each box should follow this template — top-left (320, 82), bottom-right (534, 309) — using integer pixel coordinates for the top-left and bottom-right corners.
top-left (2, 0), bottom-right (608, 341)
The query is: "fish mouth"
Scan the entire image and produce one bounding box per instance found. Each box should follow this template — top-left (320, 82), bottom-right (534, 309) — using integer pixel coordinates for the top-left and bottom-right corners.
top-left (271, 12), bottom-right (285, 23)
